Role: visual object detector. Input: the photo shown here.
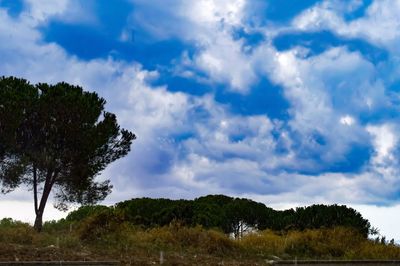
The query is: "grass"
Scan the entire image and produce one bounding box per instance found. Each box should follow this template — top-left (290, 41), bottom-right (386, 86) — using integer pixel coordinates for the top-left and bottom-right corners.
top-left (0, 217), bottom-right (399, 265)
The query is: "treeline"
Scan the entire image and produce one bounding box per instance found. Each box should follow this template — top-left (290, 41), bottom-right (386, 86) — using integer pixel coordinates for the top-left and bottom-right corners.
top-left (63, 195), bottom-right (372, 238)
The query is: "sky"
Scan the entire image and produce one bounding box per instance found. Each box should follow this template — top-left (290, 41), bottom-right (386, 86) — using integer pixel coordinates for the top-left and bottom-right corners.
top-left (0, 0), bottom-right (400, 240)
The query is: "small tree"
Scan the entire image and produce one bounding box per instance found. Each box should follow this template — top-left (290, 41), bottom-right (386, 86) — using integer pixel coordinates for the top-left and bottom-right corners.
top-left (0, 77), bottom-right (135, 231)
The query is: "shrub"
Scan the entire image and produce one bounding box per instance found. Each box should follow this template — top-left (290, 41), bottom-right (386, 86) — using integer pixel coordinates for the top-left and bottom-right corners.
top-left (43, 218), bottom-right (74, 234)
top-left (0, 218), bottom-right (35, 244)
top-left (77, 208), bottom-right (126, 242)
top-left (240, 230), bottom-right (286, 256)
top-left (284, 227), bottom-right (364, 258)
top-left (135, 223), bottom-right (238, 255)
top-left (66, 205), bottom-right (111, 222)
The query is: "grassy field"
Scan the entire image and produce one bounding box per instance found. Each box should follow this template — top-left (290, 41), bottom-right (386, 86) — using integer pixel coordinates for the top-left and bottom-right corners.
top-left (0, 216), bottom-right (399, 265)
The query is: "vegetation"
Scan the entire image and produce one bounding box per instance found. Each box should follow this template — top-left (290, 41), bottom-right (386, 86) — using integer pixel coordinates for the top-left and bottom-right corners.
top-left (114, 195), bottom-right (373, 238)
top-left (0, 195), bottom-right (395, 264)
top-left (0, 76), bottom-right (135, 231)
top-left (0, 215), bottom-right (397, 265)
top-left (0, 76), bottom-right (397, 264)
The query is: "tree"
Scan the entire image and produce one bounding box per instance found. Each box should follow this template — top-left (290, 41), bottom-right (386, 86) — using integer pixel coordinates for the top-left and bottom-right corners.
top-left (293, 204), bottom-right (372, 237)
top-left (0, 77), bottom-right (135, 231)
top-left (193, 195), bottom-right (233, 232)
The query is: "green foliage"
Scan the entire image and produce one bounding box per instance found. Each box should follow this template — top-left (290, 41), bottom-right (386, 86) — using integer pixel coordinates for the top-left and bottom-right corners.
top-left (293, 204), bottom-right (371, 237)
top-left (142, 223), bottom-right (238, 255)
top-left (0, 214), bottom-right (399, 264)
top-left (114, 195), bottom-right (371, 239)
top-left (66, 205), bottom-right (111, 222)
top-left (77, 208), bottom-right (126, 242)
top-left (115, 194), bottom-right (276, 238)
top-left (0, 218), bottom-right (35, 244)
top-left (240, 229), bottom-right (287, 256)
top-left (0, 76), bottom-right (135, 231)
top-left (116, 198), bottom-right (193, 227)
top-left (192, 197), bottom-right (227, 230)
top-left (283, 227), bottom-right (364, 258)
top-left (0, 77), bottom-right (38, 193)
top-left (240, 227), bottom-right (400, 260)
top-left (42, 218), bottom-right (74, 235)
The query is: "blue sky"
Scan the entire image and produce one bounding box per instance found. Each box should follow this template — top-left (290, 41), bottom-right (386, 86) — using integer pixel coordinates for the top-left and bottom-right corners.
top-left (1, 0), bottom-right (400, 239)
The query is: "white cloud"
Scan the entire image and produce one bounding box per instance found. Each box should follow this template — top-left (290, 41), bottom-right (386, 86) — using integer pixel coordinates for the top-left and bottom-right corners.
top-left (0, 5), bottom-right (198, 210)
top-left (0, 2), bottom-right (288, 210)
top-left (178, 0), bottom-right (258, 93)
top-left (340, 115), bottom-right (355, 126)
top-left (293, 0), bottom-right (400, 52)
top-left (22, 0), bottom-right (97, 25)
top-left (293, 2), bottom-right (345, 32)
top-left (256, 46), bottom-right (382, 165)
top-left (189, 33), bottom-right (258, 93)
top-left (129, 0), bottom-right (258, 93)
top-left (23, 0), bottom-right (69, 22)
top-left (2, 1), bottom-right (400, 243)
top-left (183, 0), bottom-right (246, 26)
top-left (367, 124), bottom-right (398, 165)
top-left (118, 1), bottom-right (400, 209)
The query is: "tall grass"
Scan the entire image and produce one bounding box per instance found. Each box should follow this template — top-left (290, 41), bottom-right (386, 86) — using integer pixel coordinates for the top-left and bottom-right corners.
top-left (0, 216), bottom-right (400, 264)
top-left (0, 218), bottom-right (35, 245)
top-left (240, 227), bottom-right (400, 260)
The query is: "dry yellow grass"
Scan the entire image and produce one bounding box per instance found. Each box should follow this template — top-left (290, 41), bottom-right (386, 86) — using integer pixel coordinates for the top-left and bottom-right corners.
top-left (0, 217), bottom-right (399, 265)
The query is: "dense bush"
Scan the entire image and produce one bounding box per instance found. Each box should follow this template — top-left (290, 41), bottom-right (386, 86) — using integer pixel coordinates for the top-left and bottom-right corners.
top-left (0, 218), bottom-right (35, 244)
top-left (66, 205), bottom-right (111, 222)
top-left (77, 208), bottom-right (126, 242)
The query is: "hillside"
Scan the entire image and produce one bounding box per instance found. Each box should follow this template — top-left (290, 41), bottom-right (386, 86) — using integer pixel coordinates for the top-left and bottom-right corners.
top-left (0, 195), bottom-right (399, 265)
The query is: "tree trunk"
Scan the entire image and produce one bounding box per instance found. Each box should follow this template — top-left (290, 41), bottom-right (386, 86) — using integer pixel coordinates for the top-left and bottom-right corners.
top-left (33, 164), bottom-right (43, 232)
top-left (33, 190), bottom-right (51, 232)
top-left (33, 186), bottom-right (52, 232)
top-left (33, 164), bottom-right (38, 214)
top-left (33, 169), bottom-right (57, 232)
top-left (34, 211), bottom-right (43, 232)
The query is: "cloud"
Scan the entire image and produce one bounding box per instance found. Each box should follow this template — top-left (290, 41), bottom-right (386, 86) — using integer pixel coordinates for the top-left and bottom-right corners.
top-left (367, 124), bottom-right (398, 165)
top-left (0, 2), bottom-right (280, 205)
top-left (2, 0), bottom-right (400, 228)
top-left (0, 4), bottom-right (195, 203)
top-left (191, 35), bottom-right (257, 93)
top-left (255, 46), bottom-right (382, 169)
top-left (128, 0), bottom-right (258, 93)
top-left (22, 0), bottom-right (97, 25)
top-left (23, 0), bottom-right (69, 22)
top-left (180, 0), bottom-right (259, 93)
top-left (126, 0), bottom-right (395, 174)
top-left (292, 0), bottom-right (400, 53)
top-left (340, 115), bottom-right (355, 126)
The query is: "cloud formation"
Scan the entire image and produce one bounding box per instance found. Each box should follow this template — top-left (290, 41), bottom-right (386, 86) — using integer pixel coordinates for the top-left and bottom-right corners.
top-left (1, 0), bottom-right (400, 223)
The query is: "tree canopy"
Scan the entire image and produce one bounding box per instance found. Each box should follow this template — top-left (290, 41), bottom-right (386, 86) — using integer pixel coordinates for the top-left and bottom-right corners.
top-left (110, 195), bottom-right (373, 238)
top-left (0, 76), bottom-right (135, 231)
